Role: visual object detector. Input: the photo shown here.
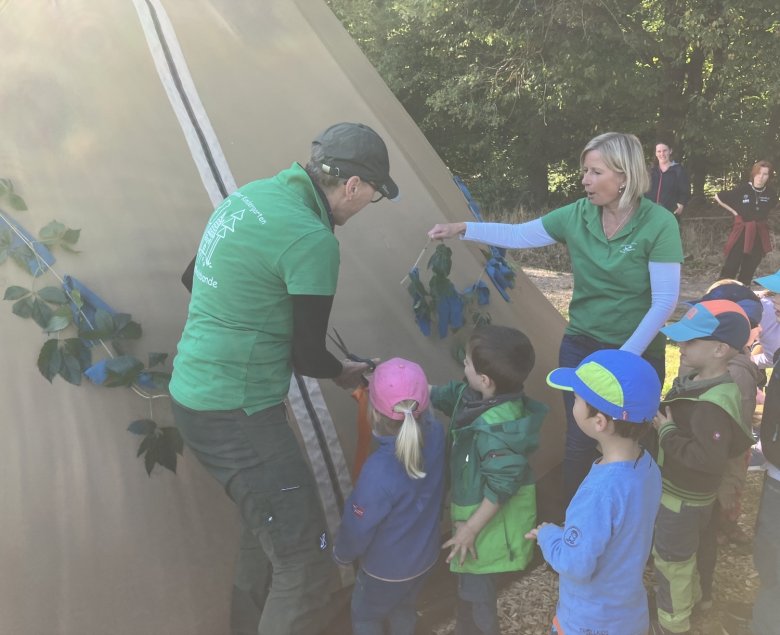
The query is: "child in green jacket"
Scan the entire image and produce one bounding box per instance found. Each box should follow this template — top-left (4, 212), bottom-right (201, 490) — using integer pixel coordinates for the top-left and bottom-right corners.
top-left (431, 325), bottom-right (548, 635)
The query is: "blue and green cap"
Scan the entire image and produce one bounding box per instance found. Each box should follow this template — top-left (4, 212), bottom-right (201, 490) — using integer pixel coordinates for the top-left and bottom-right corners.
top-left (546, 349), bottom-right (661, 423)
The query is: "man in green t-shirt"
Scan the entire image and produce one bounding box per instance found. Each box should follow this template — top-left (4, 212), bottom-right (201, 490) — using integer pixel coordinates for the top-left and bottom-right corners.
top-left (169, 123), bottom-right (398, 635)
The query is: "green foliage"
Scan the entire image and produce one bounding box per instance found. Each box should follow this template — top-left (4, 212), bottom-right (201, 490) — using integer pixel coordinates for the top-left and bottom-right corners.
top-left (37, 338), bottom-right (91, 385)
top-left (329, 0), bottom-right (780, 208)
top-left (0, 179), bottom-right (27, 211)
top-left (38, 220), bottom-right (80, 252)
top-left (128, 419), bottom-right (184, 476)
top-left (1, 186), bottom-right (176, 477)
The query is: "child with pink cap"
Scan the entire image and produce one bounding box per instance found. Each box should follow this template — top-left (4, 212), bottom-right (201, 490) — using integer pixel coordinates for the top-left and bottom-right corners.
top-left (333, 358), bottom-right (445, 635)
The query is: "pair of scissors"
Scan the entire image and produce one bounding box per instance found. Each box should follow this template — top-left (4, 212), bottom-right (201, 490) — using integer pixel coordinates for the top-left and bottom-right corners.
top-left (327, 328), bottom-right (376, 372)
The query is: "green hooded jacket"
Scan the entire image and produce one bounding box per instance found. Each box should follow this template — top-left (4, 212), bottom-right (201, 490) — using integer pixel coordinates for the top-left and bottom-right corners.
top-left (431, 381), bottom-right (548, 574)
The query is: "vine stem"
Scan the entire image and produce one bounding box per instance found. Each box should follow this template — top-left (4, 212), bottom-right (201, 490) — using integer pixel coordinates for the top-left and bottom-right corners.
top-left (0, 211), bottom-right (169, 403)
top-left (399, 236), bottom-right (432, 286)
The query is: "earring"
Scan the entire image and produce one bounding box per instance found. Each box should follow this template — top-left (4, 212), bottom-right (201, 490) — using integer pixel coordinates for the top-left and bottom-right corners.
top-left (618, 184), bottom-right (626, 194)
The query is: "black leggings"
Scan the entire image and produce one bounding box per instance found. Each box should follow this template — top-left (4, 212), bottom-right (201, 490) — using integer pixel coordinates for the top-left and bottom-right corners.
top-left (720, 232), bottom-right (765, 285)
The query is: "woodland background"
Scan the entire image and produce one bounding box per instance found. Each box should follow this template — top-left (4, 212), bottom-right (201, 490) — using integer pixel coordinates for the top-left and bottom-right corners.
top-left (328, 0), bottom-right (780, 215)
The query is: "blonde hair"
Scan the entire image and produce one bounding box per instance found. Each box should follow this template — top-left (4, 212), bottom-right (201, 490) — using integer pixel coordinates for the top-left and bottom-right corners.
top-left (370, 399), bottom-right (425, 479)
top-left (580, 132), bottom-right (649, 213)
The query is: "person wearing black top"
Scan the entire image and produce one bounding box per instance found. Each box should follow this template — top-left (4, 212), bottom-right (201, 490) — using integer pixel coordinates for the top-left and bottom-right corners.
top-left (646, 142), bottom-right (690, 221)
top-left (717, 160), bottom-right (779, 285)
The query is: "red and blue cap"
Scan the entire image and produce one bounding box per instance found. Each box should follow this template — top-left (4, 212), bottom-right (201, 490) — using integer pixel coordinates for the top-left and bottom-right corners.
top-left (687, 283), bottom-right (762, 328)
top-left (546, 349), bottom-right (661, 423)
top-left (661, 299), bottom-right (751, 350)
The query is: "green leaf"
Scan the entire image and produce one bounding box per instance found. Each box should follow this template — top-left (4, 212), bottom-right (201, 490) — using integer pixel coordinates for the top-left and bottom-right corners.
top-left (31, 298), bottom-right (55, 329)
top-left (95, 308), bottom-right (114, 334)
top-left (148, 352), bottom-right (168, 368)
top-left (0, 179), bottom-right (8, 196)
top-left (141, 370), bottom-right (171, 390)
top-left (103, 355), bottom-right (144, 387)
top-left (128, 419), bottom-right (157, 436)
top-left (144, 442), bottom-right (158, 476)
top-left (44, 312), bottom-right (72, 333)
top-left (10, 244), bottom-right (35, 273)
top-left (63, 338), bottom-right (91, 370)
top-left (427, 244), bottom-right (452, 277)
top-left (68, 288), bottom-right (83, 310)
top-left (59, 350), bottom-right (83, 385)
top-left (37, 286), bottom-right (68, 304)
top-left (157, 430), bottom-right (179, 473)
top-left (12, 296), bottom-right (34, 318)
top-left (38, 220), bottom-right (66, 241)
top-left (62, 228), bottom-right (80, 246)
top-left (4, 286), bottom-right (30, 300)
top-left (162, 426), bottom-right (184, 456)
top-left (115, 320), bottom-right (142, 340)
top-left (8, 193), bottom-right (27, 211)
top-left (37, 339), bottom-right (62, 382)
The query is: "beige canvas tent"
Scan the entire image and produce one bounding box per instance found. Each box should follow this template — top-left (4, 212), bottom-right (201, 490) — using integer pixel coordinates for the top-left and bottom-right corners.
top-left (0, 0), bottom-right (566, 633)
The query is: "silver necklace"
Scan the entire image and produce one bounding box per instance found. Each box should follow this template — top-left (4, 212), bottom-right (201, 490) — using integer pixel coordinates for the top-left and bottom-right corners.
top-left (750, 182), bottom-right (767, 193)
top-left (602, 207), bottom-right (634, 239)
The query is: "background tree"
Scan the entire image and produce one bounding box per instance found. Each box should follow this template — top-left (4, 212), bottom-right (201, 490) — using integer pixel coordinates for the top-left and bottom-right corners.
top-left (329, 0), bottom-right (780, 210)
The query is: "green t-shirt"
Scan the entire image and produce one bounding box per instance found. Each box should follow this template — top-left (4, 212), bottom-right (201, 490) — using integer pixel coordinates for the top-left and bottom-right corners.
top-left (169, 163), bottom-right (340, 413)
top-left (541, 197), bottom-right (683, 356)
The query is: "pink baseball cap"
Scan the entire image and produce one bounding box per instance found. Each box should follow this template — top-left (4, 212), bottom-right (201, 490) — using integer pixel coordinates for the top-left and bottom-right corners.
top-left (369, 357), bottom-right (429, 420)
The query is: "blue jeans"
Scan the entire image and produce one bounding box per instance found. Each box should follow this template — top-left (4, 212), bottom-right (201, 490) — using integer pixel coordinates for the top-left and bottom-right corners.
top-left (351, 568), bottom-right (429, 635)
top-left (753, 474), bottom-right (780, 635)
top-left (455, 573), bottom-right (500, 635)
top-left (559, 334), bottom-right (665, 504)
top-left (170, 399), bottom-right (337, 635)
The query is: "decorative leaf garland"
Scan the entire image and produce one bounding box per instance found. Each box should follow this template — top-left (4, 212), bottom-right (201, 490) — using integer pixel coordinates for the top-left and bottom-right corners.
top-left (406, 244), bottom-right (491, 338)
top-left (0, 179), bottom-right (181, 476)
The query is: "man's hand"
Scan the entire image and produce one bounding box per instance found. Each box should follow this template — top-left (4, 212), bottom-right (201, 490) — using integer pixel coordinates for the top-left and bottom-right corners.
top-left (428, 222), bottom-right (467, 240)
top-left (653, 406), bottom-right (673, 431)
top-left (442, 521), bottom-right (478, 566)
top-left (674, 204), bottom-right (684, 216)
top-left (332, 359), bottom-right (370, 389)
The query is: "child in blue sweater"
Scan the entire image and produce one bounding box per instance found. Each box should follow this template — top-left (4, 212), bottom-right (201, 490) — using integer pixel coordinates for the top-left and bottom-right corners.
top-left (333, 358), bottom-right (445, 635)
top-left (527, 349), bottom-right (663, 635)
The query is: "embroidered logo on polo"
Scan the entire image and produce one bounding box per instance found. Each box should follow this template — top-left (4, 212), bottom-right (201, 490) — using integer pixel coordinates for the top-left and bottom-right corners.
top-left (352, 503), bottom-right (365, 518)
top-left (563, 526), bottom-right (582, 547)
top-left (619, 242), bottom-right (637, 254)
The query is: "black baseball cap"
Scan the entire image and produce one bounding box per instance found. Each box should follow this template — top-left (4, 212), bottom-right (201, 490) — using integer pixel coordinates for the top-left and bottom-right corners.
top-left (312, 122), bottom-right (399, 200)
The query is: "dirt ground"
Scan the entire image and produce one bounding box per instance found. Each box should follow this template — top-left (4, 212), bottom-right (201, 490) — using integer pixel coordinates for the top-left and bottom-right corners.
top-left (432, 267), bottom-right (765, 635)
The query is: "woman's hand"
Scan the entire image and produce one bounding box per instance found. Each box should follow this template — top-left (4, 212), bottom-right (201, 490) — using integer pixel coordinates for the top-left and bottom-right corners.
top-left (428, 222), bottom-right (467, 240)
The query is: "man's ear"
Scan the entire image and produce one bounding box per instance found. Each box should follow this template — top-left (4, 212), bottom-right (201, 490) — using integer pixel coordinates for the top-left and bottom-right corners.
top-left (344, 175), bottom-right (361, 198)
top-left (480, 373), bottom-right (495, 392)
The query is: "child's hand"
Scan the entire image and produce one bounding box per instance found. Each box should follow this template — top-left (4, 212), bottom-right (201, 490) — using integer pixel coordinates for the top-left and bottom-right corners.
top-left (653, 406), bottom-right (672, 430)
top-left (442, 521), bottom-right (478, 566)
top-left (524, 522), bottom-right (550, 541)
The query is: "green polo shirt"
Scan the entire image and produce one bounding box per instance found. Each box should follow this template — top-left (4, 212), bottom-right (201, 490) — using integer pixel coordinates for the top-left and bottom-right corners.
top-left (541, 197), bottom-right (682, 357)
top-left (169, 163), bottom-right (340, 414)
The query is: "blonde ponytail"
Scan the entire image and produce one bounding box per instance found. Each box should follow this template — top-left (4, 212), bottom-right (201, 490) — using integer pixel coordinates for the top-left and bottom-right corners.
top-left (392, 399), bottom-right (425, 479)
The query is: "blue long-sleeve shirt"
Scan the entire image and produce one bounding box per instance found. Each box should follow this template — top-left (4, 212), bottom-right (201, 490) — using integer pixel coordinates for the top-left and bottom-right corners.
top-left (537, 450), bottom-right (661, 635)
top-left (333, 411), bottom-right (445, 581)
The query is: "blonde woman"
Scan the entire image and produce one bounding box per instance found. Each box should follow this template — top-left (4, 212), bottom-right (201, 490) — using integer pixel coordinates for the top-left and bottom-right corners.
top-left (429, 132), bottom-right (683, 503)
